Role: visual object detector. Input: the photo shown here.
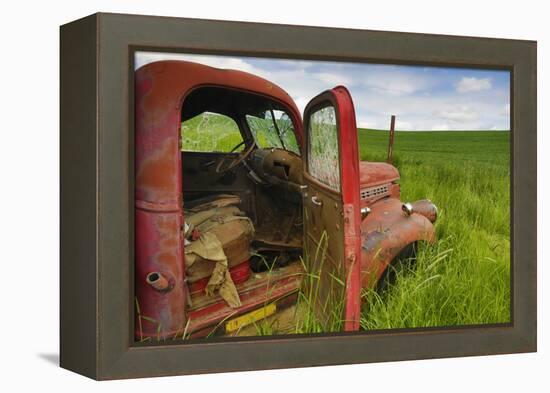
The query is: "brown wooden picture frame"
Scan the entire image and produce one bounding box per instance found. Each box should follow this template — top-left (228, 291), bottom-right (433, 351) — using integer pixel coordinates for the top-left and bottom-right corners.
top-left (60, 12), bottom-right (536, 380)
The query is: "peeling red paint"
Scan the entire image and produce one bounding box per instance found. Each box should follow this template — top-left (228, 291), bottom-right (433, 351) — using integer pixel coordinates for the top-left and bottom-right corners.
top-left (135, 61), bottom-right (305, 339)
top-left (359, 162), bottom-right (400, 188)
top-left (334, 87), bottom-right (362, 331)
top-left (359, 198), bottom-right (436, 288)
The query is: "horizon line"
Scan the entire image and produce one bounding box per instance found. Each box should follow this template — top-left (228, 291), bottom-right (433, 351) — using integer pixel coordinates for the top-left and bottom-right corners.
top-left (358, 128), bottom-right (511, 132)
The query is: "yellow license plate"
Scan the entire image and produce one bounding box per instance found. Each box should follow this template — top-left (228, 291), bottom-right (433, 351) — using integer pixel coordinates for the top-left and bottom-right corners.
top-left (226, 303), bottom-right (276, 333)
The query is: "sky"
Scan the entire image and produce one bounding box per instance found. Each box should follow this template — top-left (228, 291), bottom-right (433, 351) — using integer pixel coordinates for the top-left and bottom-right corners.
top-left (135, 51), bottom-right (510, 131)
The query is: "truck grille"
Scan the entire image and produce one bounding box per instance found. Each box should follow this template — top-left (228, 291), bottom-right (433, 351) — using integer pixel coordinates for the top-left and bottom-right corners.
top-left (360, 184), bottom-right (389, 201)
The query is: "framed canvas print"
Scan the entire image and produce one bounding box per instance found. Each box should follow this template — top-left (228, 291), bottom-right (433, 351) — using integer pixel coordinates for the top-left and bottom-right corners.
top-left (60, 12), bottom-right (536, 380)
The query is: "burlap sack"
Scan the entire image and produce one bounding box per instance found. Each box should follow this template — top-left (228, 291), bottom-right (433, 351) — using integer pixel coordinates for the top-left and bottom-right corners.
top-left (183, 195), bottom-right (255, 308)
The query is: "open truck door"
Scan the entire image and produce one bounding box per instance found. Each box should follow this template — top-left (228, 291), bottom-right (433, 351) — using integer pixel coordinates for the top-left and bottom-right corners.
top-left (302, 86), bottom-right (362, 331)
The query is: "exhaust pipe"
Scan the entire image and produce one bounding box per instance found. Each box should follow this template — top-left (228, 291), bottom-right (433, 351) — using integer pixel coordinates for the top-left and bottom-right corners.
top-left (146, 272), bottom-right (172, 292)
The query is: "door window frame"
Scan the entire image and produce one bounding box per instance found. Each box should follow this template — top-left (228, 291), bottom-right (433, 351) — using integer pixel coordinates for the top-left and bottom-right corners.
top-left (302, 86), bottom-right (362, 331)
top-left (303, 97), bottom-right (345, 199)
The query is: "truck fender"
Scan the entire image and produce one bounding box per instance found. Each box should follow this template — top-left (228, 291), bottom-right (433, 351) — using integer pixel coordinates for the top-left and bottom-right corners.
top-left (360, 198), bottom-right (436, 288)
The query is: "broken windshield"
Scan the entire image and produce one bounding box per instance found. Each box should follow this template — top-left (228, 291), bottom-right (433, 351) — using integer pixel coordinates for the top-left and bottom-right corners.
top-left (307, 105), bottom-right (340, 191)
top-left (246, 109), bottom-right (300, 155)
top-left (181, 111), bottom-right (244, 152)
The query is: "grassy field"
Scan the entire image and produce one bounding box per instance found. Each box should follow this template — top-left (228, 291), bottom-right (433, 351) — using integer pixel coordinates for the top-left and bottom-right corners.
top-left (177, 116), bottom-right (511, 334)
top-left (357, 129), bottom-right (510, 329)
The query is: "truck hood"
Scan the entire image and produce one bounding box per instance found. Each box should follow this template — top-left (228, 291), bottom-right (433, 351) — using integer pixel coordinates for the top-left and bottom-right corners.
top-left (359, 161), bottom-right (400, 188)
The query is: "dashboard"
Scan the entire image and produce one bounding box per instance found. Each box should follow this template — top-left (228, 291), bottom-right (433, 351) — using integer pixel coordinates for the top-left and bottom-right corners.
top-left (248, 148), bottom-right (303, 191)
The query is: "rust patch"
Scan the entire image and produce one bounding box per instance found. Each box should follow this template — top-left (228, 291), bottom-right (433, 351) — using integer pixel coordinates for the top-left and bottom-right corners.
top-left (359, 197), bottom-right (436, 288)
top-left (362, 230), bottom-right (386, 252)
top-left (358, 161), bottom-right (400, 188)
top-left (136, 138), bottom-right (180, 204)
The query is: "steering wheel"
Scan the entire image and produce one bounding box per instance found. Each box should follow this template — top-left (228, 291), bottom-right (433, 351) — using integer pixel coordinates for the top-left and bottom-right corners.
top-left (215, 141), bottom-right (256, 174)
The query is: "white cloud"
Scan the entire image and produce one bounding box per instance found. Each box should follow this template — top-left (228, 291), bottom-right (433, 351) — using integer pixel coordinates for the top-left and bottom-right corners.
top-left (314, 72), bottom-right (352, 86)
top-left (273, 59), bottom-right (316, 70)
top-left (135, 51), bottom-right (510, 131)
top-left (436, 105), bottom-right (479, 122)
top-left (431, 124), bottom-right (450, 131)
top-left (135, 52), bottom-right (258, 73)
top-left (292, 96), bottom-right (310, 115)
top-left (455, 77), bottom-right (492, 93)
top-left (353, 90), bottom-right (507, 131)
top-left (396, 120), bottom-right (413, 130)
top-left (362, 73), bottom-right (429, 96)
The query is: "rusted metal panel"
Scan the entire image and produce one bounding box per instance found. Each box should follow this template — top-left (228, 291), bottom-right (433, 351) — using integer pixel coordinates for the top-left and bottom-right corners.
top-left (302, 86), bottom-right (362, 331)
top-left (360, 197), bottom-right (436, 288)
top-left (135, 59), bottom-right (436, 338)
top-left (135, 63), bottom-right (186, 339)
top-left (135, 60), bottom-right (305, 339)
top-left (135, 209), bottom-right (186, 338)
top-left (136, 59), bottom-right (303, 208)
top-left (187, 263), bottom-right (302, 336)
top-left (332, 86), bottom-right (362, 331)
top-left (358, 161), bottom-right (400, 188)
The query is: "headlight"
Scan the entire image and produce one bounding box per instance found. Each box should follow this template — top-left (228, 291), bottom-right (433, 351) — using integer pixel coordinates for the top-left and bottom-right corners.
top-left (402, 202), bottom-right (414, 216)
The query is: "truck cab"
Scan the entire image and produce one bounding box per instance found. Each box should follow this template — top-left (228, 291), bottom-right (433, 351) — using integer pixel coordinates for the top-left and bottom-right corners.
top-left (135, 60), bottom-right (437, 339)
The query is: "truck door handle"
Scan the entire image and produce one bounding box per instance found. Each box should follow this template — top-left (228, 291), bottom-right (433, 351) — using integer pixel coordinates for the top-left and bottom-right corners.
top-left (311, 196), bottom-right (323, 206)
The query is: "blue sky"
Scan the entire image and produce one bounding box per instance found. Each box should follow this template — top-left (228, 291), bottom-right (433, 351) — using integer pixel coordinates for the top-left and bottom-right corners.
top-left (136, 52), bottom-right (510, 131)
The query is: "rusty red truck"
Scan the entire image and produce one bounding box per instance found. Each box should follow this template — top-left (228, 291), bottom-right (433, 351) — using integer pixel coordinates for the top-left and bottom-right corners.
top-left (135, 60), bottom-right (437, 339)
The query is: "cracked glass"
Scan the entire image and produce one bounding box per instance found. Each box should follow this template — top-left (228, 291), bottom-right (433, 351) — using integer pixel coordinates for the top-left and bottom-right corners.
top-left (246, 110), bottom-right (300, 155)
top-left (307, 105), bottom-right (340, 191)
top-left (181, 112), bottom-right (244, 152)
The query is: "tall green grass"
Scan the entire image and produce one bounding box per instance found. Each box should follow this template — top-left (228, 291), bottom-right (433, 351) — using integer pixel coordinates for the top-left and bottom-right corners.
top-left (177, 116), bottom-right (511, 331)
top-left (181, 112), bottom-right (243, 152)
top-left (236, 239), bottom-right (346, 337)
top-left (240, 129), bottom-right (511, 332)
top-left (359, 129), bottom-right (510, 328)
top-left (293, 232), bottom-right (347, 334)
